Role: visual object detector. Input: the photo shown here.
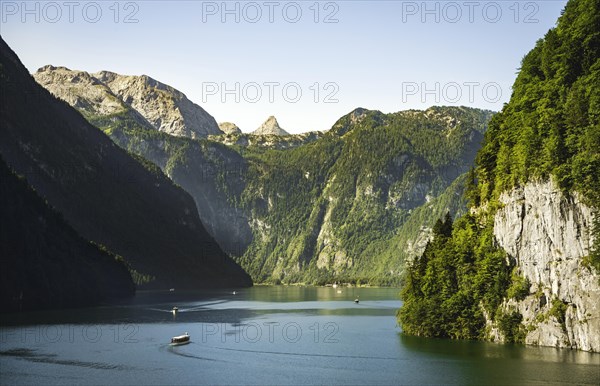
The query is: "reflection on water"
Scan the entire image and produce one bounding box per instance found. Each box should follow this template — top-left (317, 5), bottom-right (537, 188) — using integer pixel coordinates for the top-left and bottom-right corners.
top-left (1, 286), bottom-right (598, 385)
top-left (398, 334), bottom-right (600, 385)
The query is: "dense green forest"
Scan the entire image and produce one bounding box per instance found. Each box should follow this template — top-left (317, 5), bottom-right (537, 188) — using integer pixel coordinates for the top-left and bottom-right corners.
top-left (235, 107), bottom-right (491, 285)
top-left (398, 0), bottom-right (599, 341)
top-left (473, 0), bottom-right (599, 267)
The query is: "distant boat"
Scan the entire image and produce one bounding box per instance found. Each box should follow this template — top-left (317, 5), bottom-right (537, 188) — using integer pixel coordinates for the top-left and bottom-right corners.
top-left (169, 288), bottom-right (175, 292)
top-left (354, 297), bottom-right (359, 304)
top-left (172, 306), bottom-right (178, 314)
top-left (170, 332), bottom-right (190, 346)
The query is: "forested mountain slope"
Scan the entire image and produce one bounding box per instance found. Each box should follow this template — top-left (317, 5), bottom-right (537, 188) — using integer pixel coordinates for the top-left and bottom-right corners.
top-left (398, 0), bottom-right (599, 352)
top-left (34, 66), bottom-right (493, 285)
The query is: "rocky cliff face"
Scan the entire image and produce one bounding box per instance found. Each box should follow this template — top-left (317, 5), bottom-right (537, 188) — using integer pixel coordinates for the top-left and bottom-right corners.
top-left (491, 180), bottom-right (599, 352)
top-left (34, 66), bottom-right (221, 138)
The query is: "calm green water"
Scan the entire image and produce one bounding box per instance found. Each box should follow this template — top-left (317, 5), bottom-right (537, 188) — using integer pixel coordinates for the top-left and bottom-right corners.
top-left (1, 286), bottom-right (598, 385)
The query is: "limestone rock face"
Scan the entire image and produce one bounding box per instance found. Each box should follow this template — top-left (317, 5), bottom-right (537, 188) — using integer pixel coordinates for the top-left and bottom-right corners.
top-left (251, 116), bottom-right (290, 136)
top-left (218, 122), bottom-right (241, 135)
top-left (34, 65), bottom-right (126, 116)
top-left (34, 66), bottom-right (221, 138)
top-left (492, 180), bottom-right (599, 352)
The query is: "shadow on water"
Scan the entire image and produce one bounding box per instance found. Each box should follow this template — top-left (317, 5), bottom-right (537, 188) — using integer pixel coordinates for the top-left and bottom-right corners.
top-left (0, 348), bottom-right (132, 370)
top-left (0, 290), bottom-right (254, 327)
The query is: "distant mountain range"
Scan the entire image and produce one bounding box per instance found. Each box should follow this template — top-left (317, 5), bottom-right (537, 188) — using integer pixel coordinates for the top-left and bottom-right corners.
top-left (32, 63), bottom-right (493, 285)
top-left (34, 66), bottom-right (296, 138)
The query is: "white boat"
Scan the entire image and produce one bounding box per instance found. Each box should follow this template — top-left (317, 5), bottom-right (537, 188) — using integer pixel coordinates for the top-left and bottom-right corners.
top-left (170, 332), bottom-right (190, 346)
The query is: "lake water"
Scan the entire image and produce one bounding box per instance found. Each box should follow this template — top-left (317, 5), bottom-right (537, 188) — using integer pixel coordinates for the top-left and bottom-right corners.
top-left (1, 286), bottom-right (598, 385)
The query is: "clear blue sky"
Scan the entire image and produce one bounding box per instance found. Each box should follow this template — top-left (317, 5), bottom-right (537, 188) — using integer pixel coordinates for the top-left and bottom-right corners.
top-left (1, 1), bottom-right (567, 133)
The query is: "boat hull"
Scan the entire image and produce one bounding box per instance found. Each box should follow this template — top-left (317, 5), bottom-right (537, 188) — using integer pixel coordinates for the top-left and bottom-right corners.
top-left (170, 340), bottom-right (190, 346)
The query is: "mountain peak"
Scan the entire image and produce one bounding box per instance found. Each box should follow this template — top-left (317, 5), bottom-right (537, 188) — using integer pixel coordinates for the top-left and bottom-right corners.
top-left (37, 64), bottom-right (71, 73)
top-left (252, 116), bottom-right (290, 136)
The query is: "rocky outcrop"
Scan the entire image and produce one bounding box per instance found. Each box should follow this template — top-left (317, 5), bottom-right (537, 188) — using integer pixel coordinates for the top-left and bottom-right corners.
top-left (34, 65), bottom-right (127, 116)
top-left (219, 122), bottom-right (242, 135)
top-left (492, 180), bottom-right (599, 352)
top-left (34, 66), bottom-right (221, 138)
top-left (251, 116), bottom-right (290, 136)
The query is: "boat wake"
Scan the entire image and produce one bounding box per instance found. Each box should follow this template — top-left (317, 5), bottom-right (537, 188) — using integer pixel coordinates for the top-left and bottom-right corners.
top-left (207, 346), bottom-right (399, 361)
top-left (161, 343), bottom-right (228, 362)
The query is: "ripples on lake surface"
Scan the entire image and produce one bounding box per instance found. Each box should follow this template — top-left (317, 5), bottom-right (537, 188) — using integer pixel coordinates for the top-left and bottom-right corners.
top-left (1, 286), bottom-right (598, 385)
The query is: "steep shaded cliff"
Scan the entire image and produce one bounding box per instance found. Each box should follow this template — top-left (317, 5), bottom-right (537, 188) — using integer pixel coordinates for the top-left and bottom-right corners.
top-left (0, 157), bottom-right (135, 312)
top-left (0, 37), bottom-right (251, 290)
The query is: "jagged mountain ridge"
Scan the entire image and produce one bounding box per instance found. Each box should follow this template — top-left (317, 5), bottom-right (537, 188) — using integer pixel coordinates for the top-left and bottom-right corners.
top-left (34, 65), bottom-right (221, 138)
top-left (0, 37), bottom-right (251, 290)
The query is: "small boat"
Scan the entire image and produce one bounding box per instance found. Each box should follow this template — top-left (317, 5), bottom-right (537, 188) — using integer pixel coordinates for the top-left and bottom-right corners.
top-left (172, 306), bottom-right (178, 314)
top-left (170, 332), bottom-right (190, 346)
top-left (354, 297), bottom-right (359, 304)
top-left (169, 288), bottom-right (175, 292)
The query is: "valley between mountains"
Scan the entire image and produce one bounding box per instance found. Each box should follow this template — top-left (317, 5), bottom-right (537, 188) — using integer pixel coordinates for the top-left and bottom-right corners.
top-left (1, 0), bottom-right (598, 352)
top-left (34, 65), bottom-right (491, 286)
